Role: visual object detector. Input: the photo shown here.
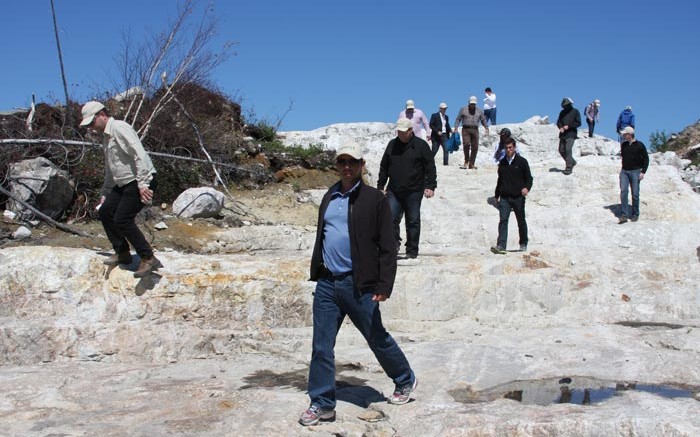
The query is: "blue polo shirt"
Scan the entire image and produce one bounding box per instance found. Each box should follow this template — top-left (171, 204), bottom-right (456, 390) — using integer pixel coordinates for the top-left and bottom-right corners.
top-left (322, 181), bottom-right (360, 275)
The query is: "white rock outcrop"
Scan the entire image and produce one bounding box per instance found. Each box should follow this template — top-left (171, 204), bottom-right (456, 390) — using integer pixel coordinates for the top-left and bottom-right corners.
top-left (2, 118), bottom-right (700, 436)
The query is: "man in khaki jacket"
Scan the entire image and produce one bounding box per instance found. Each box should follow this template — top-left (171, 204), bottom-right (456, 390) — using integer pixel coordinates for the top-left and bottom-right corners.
top-left (80, 101), bottom-right (161, 277)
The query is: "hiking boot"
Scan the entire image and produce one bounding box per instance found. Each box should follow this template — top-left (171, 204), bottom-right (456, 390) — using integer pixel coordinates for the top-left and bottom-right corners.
top-left (630, 216), bottom-right (639, 222)
top-left (103, 252), bottom-right (132, 266)
top-left (406, 253), bottom-right (418, 259)
top-left (133, 256), bottom-right (162, 278)
top-left (563, 168), bottom-right (572, 175)
top-left (618, 216), bottom-right (628, 224)
top-left (490, 246), bottom-right (507, 255)
top-left (519, 244), bottom-right (528, 252)
top-left (299, 406), bottom-right (335, 426)
top-left (389, 377), bottom-right (418, 405)
top-left (459, 164), bottom-right (468, 170)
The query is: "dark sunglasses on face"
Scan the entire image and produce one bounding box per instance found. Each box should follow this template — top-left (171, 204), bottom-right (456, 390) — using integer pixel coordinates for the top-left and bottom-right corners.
top-left (336, 158), bottom-right (360, 166)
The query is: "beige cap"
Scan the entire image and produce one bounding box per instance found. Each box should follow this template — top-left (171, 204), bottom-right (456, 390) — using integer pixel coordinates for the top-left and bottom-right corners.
top-left (405, 99), bottom-right (415, 109)
top-left (594, 99), bottom-right (601, 106)
top-left (620, 126), bottom-right (635, 135)
top-left (469, 96), bottom-right (477, 104)
top-left (439, 102), bottom-right (448, 109)
top-left (396, 118), bottom-right (413, 132)
top-left (336, 142), bottom-right (363, 160)
top-left (79, 101), bottom-right (105, 126)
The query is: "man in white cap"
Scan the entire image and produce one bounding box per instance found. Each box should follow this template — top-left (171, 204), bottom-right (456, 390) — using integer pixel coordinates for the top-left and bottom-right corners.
top-left (300, 142), bottom-right (417, 426)
top-left (453, 95), bottom-right (489, 170)
top-left (398, 99), bottom-right (430, 140)
top-left (618, 126), bottom-right (649, 224)
top-left (429, 102), bottom-right (453, 165)
top-left (584, 99), bottom-right (601, 137)
top-left (377, 118), bottom-right (436, 259)
top-left (79, 101), bottom-right (161, 278)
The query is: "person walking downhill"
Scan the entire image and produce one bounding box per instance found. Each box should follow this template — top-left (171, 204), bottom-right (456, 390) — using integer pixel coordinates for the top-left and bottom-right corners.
top-left (429, 102), bottom-right (452, 166)
top-left (556, 97), bottom-right (581, 175)
top-left (454, 96), bottom-right (489, 171)
top-left (377, 118), bottom-right (437, 259)
top-left (617, 127), bottom-right (649, 224)
top-left (399, 99), bottom-right (431, 140)
top-left (584, 99), bottom-right (601, 137)
top-left (300, 142), bottom-right (417, 426)
top-left (80, 101), bottom-right (162, 278)
top-left (616, 106), bottom-right (635, 140)
top-left (483, 87), bottom-right (497, 126)
top-left (491, 137), bottom-right (533, 254)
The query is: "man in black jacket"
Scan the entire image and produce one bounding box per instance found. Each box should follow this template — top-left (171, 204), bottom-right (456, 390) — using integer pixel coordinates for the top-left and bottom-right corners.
top-left (377, 118), bottom-right (437, 259)
top-left (491, 138), bottom-right (533, 254)
top-left (429, 102), bottom-right (452, 166)
top-left (300, 142), bottom-right (417, 426)
top-left (557, 97), bottom-right (581, 175)
top-left (618, 126), bottom-right (649, 224)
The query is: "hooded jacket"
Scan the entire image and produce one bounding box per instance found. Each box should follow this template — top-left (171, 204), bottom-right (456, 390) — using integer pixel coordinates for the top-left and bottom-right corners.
top-left (556, 105), bottom-right (581, 139)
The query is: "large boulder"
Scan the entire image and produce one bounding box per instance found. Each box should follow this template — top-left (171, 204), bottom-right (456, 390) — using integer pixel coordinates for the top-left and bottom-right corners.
top-left (8, 157), bottom-right (74, 220)
top-left (172, 187), bottom-right (225, 218)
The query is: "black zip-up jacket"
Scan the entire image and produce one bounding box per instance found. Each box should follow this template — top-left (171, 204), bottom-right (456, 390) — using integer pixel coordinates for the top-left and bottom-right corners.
top-left (377, 135), bottom-right (437, 193)
top-left (621, 140), bottom-right (650, 173)
top-left (495, 154), bottom-right (534, 198)
top-left (556, 106), bottom-right (581, 139)
top-left (309, 180), bottom-right (398, 297)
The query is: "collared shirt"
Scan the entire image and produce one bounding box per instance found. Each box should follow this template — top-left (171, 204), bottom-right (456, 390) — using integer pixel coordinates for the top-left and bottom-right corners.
top-left (322, 180), bottom-right (361, 275)
top-left (101, 118), bottom-right (156, 196)
top-left (398, 108), bottom-right (431, 139)
top-left (439, 112), bottom-right (447, 133)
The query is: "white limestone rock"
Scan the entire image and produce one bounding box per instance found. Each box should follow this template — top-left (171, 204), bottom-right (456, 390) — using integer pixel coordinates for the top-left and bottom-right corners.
top-left (172, 187), bottom-right (225, 218)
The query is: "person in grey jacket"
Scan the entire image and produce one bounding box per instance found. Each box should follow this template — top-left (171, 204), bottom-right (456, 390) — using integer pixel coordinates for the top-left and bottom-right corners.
top-left (556, 97), bottom-right (581, 175)
top-left (584, 99), bottom-right (600, 137)
top-left (80, 101), bottom-right (161, 278)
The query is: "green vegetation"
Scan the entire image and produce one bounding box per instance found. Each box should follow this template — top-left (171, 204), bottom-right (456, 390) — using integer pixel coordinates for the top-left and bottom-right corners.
top-left (649, 130), bottom-right (670, 152)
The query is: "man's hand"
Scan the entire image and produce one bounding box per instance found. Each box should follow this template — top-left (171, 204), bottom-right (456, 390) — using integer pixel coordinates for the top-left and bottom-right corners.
top-left (521, 188), bottom-right (529, 197)
top-left (424, 189), bottom-right (434, 198)
top-left (139, 186), bottom-right (154, 204)
top-left (639, 173), bottom-right (645, 181)
top-left (372, 294), bottom-right (388, 302)
top-left (95, 196), bottom-right (106, 211)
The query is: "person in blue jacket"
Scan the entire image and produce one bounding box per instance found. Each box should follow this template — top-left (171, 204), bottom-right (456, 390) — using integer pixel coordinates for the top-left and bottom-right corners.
top-left (616, 106), bottom-right (635, 134)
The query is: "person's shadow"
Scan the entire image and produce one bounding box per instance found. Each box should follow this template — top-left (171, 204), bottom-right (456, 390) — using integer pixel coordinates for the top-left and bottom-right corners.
top-left (548, 167), bottom-right (566, 173)
top-left (603, 204), bottom-right (623, 219)
top-left (99, 252), bottom-right (162, 295)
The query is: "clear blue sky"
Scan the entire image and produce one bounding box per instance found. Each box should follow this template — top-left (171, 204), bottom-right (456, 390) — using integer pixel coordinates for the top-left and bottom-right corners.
top-left (2, 0), bottom-right (699, 144)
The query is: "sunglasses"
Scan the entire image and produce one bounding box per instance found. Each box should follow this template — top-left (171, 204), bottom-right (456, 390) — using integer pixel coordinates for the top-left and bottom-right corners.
top-left (336, 158), bottom-right (361, 166)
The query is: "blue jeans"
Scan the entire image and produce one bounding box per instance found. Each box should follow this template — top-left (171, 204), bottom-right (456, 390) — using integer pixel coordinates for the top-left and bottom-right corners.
top-left (620, 169), bottom-right (641, 218)
top-left (387, 190), bottom-right (423, 257)
top-left (497, 196), bottom-right (528, 249)
top-left (431, 133), bottom-right (449, 165)
top-left (484, 108), bottom-right (497, 126)
top-left (307, 276), bottom-right (414, 409)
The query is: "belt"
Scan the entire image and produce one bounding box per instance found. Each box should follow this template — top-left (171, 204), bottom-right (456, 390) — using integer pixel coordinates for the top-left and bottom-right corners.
top-left (319, 265), bottom-right (353, 280)
top-left (463, 126), bottom-right (478, 129)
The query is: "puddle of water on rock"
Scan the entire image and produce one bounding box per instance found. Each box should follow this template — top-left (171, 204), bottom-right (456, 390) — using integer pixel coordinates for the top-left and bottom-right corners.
top-left (449, 377), bottom-right (700, 406)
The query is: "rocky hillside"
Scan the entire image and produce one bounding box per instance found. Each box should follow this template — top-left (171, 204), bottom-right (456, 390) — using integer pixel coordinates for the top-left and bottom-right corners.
top-left (2, 118), bottom-right (700, 436)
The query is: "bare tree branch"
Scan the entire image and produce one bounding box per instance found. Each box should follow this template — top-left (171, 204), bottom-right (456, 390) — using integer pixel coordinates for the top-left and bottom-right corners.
top-left (0, 184), bottom-right (91, 237)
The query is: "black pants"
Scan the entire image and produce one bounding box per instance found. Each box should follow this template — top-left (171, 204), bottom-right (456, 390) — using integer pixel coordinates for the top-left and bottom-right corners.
top-left (431, 133), bottom-right (449, 165)
top-left (497, 196), bottom-right (528, 249)
top-left (99, 178), bottom-right (156, 258)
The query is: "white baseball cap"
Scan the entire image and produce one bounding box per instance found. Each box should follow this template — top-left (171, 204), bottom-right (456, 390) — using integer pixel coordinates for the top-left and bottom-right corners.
top-left (335, 142), bottom-right (363, 160)
top-left (79, 101), bottom-right (105, 126)
top-left (405, 99), bottom-right (415, 109)
top-left (469, 96), bottom-right (477, 104)
top-left (439, 102), bottom-right (448, 109)
top-left (396, 118), bottom-right (413, 132)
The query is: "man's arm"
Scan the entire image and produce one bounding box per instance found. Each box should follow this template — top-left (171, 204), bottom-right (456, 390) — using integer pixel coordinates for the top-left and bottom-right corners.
top-left (376, 145), bottom-right (391, 190)
top-left (374, 194), bottom-right (397, 299)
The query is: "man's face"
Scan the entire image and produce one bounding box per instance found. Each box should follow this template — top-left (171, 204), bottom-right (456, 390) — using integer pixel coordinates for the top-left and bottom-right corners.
top-left (622, 132), bottom-right (633, 142)
top-left (335, 154), bottom-right (363, 183)
top-left (439, 107), bottom-right (447, 114)
top-left (397, 129), bottom-right (412, 143)
top-left (505, 143), bottom-right (516, 159)
top-left (468, 103), bottom-right (476, 109)
top-left (89, 112), bottom-right (108, 132)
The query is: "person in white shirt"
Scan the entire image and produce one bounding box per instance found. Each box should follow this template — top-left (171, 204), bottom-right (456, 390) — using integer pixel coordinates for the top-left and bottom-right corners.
top-left (483, 87), bottom-right (497, 126)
